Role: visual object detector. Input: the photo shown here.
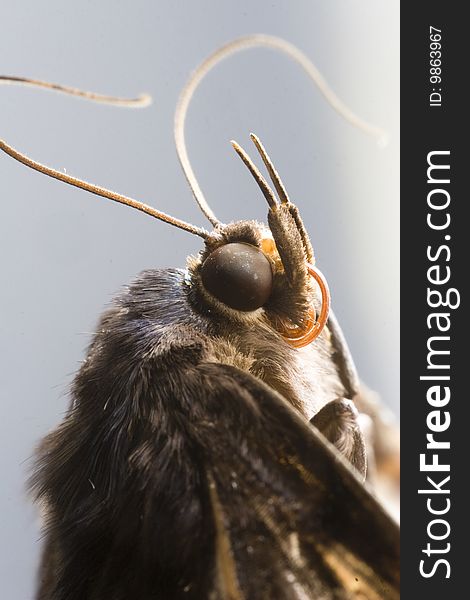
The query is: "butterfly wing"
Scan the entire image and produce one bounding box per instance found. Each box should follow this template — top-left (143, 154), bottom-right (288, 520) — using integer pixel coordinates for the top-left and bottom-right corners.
top-left (33, 324), bottom-right (398, 600)
top-left (188, 362), bottom-right (399, 600)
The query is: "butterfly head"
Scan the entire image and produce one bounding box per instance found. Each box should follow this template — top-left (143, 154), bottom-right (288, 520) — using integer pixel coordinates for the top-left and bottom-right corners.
top-left (188, 134), bottom-right (330, 347)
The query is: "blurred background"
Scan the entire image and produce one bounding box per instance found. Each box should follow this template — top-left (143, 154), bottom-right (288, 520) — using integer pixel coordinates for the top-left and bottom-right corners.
top-left (0, 1), bottom-right (398, 597)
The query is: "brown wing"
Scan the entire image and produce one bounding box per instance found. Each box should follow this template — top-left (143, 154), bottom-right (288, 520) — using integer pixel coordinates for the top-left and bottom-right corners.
top-left (33, 347), bottom-right (398, 599)
top-left (188, 363), bottom-right (399, 600)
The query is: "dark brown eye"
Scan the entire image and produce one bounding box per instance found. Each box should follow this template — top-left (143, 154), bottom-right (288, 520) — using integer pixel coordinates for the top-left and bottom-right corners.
top-left (200, 242), bottom-right (273, 311)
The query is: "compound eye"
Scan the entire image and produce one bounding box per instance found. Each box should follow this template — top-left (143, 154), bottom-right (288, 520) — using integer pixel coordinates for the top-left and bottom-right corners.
top-left (200, 242), bottom-right (273, 311)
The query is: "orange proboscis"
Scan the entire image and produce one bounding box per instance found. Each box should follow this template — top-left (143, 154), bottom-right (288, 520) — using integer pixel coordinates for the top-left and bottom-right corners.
top-left (280, 263), bottom-right (331, 348)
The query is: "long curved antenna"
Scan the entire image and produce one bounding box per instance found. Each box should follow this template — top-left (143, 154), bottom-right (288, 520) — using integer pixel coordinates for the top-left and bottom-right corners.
top-left (0, 138), bottom-right (209, 239)
top-left (174, 34), bottom-right (388, 227)
top-left (0, 76), bottom-right (152, 107)
top-left (1, 76), bottom-right (207, 237)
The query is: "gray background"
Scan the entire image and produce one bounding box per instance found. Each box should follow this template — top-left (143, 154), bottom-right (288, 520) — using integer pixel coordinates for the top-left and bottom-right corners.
top-left (0, 2), bottom-right (398, 597)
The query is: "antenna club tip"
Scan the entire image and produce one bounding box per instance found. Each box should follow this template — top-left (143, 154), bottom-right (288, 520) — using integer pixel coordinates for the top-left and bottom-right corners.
top-left (138, 93), bottom-right (153, 107)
